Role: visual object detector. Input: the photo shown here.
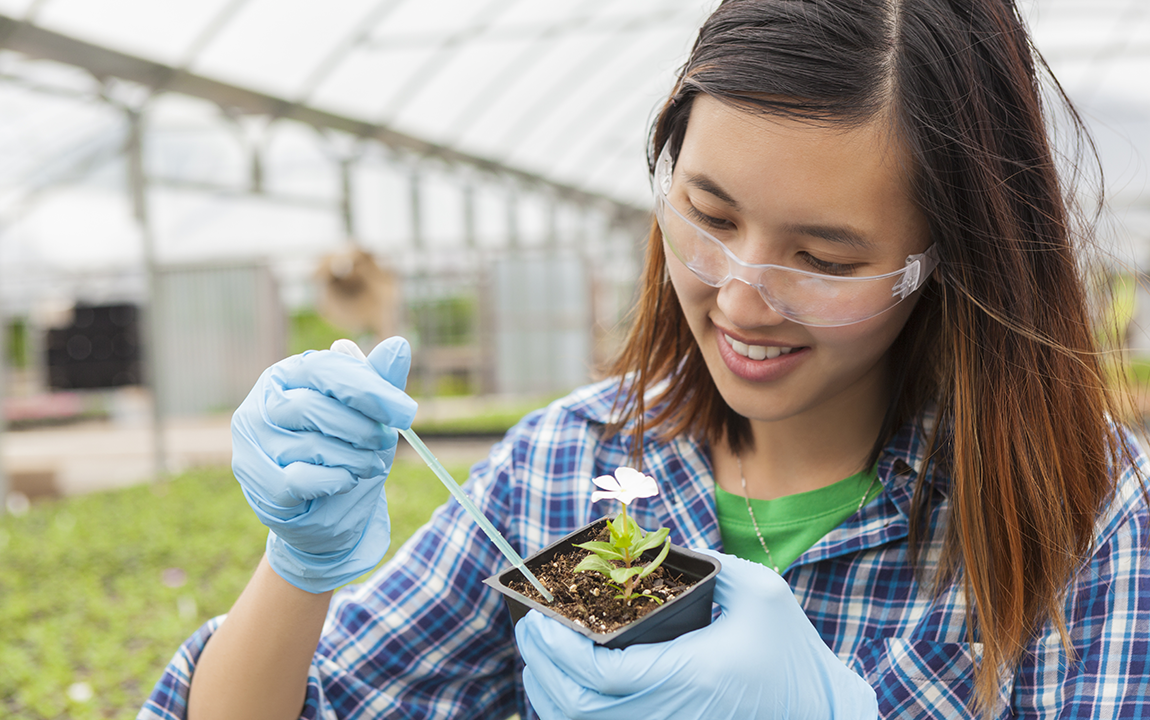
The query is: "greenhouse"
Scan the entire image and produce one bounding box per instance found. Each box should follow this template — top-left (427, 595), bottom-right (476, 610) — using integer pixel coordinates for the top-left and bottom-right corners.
top-left (0, 0), bottom-right (1149, 716)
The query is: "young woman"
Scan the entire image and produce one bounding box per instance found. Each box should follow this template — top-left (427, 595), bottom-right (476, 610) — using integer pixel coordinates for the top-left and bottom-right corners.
top-left (141, 1), bottom-right (1150, 718)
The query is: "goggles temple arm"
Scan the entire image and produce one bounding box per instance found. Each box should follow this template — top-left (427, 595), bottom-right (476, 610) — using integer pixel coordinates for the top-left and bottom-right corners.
top-left (892, 245), bottom-right (940, 299)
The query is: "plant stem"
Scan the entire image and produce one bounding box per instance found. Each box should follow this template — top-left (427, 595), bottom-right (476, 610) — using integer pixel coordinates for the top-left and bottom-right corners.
top-left (620, 502), bottom-right (632, 565)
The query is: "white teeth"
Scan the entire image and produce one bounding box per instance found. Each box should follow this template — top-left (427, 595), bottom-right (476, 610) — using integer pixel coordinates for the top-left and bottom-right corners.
top-left (724, 334), bottom-right (796, 360)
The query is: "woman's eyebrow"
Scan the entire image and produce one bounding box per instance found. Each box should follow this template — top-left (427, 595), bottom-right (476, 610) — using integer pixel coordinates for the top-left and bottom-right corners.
top-left (783, 222), bottom-right (875, 251)
top-left (683, 171), bottom-right (876, 251)
top-left (684, 173), bottom-right (740, 208)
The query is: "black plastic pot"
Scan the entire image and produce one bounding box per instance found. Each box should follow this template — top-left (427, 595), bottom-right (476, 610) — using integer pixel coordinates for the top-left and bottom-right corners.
top-left (484, 517), bottom-right (722, 649)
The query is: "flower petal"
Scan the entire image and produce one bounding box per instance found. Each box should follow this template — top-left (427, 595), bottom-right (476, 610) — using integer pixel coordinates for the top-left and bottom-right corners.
top-left (592, 474), bottom-right (622, 492)
top-left (614, 467), bottom-right (658, 499)
top-left (591, 490), bottom-right (621, 504)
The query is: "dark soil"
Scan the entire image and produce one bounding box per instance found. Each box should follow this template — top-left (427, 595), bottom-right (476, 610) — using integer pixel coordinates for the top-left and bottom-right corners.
top-left (508, 527), bottom-right (694, 635)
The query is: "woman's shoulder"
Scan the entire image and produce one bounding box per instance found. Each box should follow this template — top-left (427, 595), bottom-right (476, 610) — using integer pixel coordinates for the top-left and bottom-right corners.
top-left (503, 377), bottom-right (631, 436)
top-left (490, 376), bottom-right (690, 474)
top-left (1093, 424), bottom-right (1150, 553)
top-left (487, 378), bottom-right (632, 462)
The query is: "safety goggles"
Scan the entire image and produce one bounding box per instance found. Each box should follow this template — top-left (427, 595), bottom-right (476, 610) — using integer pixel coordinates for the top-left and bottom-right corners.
top-left (654, 143), bottom-right (939, 327)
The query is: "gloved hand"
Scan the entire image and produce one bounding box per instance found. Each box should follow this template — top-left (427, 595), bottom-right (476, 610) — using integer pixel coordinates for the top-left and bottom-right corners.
top-left (516, 549), bottom-right (877, 720)
top-left (231, 337), bottom-right (418, 593)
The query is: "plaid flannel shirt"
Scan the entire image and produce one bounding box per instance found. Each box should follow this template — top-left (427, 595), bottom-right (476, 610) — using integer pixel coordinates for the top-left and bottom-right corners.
top-left (140, 378), bottom-right (1150, 719)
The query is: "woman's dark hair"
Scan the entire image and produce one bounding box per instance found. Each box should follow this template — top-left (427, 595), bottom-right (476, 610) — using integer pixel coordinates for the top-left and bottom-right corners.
top-left (606, 0), bottom-right (1134, 715)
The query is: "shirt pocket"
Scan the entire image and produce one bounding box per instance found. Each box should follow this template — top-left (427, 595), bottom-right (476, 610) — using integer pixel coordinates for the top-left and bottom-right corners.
top-left (854, 638), bottom-right (1004, 719)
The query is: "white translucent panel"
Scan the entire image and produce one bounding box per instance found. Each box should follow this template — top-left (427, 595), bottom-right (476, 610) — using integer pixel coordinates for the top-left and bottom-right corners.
top-left (349, 162), bottom-right (395, 249)
top-left (11, 186), bottom-right (140, 269)
top-left (0, 85), bottom-right (122, 197)
top-left (146, 95), bottom-right (247, 188)
top-left (261, 123), bottom-right (339, 200)
top-left (550, 112), bottom-right (662, 194)
top-left (493, 25), bottom-right (685, 178)
top-left (306, 51), bottom-right (397, 120)
top-left (595, 0), bottom-right (714, 24)
top-left (476, 2), bottom-right (644, 60)
top-left (471, 182), bottom-right (509, 249)
top-left (0, 0), bottom-right (37, 16)
top-left (0, 54), bottom-right (103, 97)
top-left (587, 153), bottom-right (652, 208)
top-left (36, 0), bottom-right (234, 66)
top-left (364, 45), bottom-right (450, 121)
top-left (190, 0), bottom-right (381, 99)
top-left (310, 39), bottom-right (518, 125)
top-left (452, 23), bottom-right (677, 161)
top-left (479, 0), bottom-right (587, 30)
top-left (1078, 97), bottom-right (1150, 203)
top-left (1029, 0), bottom-right (1150, 64)
top-left (351, 161), bottom-right (410, 253)
top-left (147, 92), bottom-right (227, 125)
top-left (417, 169), bottom-right (464, 248)
top-left (512, 190), bottom-right (551, 247)
top-left (376, 0), bottom-right (523, 39)
top-left (385, 36), bottom-right (537, 144)
top-left (433, 39), bottom-right (614, 145)
top-left (552, 202), bottom-right (586, 247)
top-left (151, 188), bottom-right (342, 263)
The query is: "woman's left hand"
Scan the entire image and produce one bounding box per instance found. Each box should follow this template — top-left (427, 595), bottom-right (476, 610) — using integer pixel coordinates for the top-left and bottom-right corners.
top-left (515, 549), bottom-right (877, 720)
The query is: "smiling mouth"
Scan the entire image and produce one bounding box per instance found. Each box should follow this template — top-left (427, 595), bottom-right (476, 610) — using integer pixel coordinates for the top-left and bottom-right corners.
top-left (723, 334), bottom-right (802, 361)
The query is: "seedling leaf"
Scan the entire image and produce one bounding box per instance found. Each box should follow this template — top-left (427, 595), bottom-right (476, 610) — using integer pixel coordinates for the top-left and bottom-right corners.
top-left (573, 541), bottom-right (625, 561)
top-left (637, 539), bottom-right (671, 579)
top-left (609, 566), bottom-right (644, 584)
top-left (631, 527), bottom-right (670, 556)
top-left (574, 554), bottom-right (616, 576)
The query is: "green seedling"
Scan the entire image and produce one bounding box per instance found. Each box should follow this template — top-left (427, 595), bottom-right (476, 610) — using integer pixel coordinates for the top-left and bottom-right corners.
top-left (573, 467), bottom-right (672, 605)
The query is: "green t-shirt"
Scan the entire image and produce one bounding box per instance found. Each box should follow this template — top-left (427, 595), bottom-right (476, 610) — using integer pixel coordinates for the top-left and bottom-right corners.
top-left (715, 465), bottom-right (882, 572)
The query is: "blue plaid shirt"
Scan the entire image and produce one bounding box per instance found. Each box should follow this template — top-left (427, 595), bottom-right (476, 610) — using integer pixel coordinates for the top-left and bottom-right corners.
top-left (140, 379), bottom-right (1150, 719)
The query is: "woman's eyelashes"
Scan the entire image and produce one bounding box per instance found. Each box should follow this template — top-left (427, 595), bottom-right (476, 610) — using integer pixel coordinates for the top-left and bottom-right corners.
top-left (798, 252), bottom-right (859, 276)
top-left (684, 200), bottom-right (864, 277)
top-left (685, 203), bottom-right (734, 231)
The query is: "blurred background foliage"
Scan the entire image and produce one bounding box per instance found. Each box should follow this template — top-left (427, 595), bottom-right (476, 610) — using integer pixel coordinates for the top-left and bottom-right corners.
top-left (0, 459), bottom-right (460, 719)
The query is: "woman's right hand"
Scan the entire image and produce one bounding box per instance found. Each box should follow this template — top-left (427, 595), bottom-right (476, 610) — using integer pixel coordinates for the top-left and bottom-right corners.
top-left (230, 337), bottom-right (418, 593)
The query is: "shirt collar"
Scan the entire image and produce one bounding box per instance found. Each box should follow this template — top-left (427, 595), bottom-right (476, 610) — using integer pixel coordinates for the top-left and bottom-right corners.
top-left (567, 378), bottom-right (950, 536)
top-left (871, 404), bottom-right (950, 522)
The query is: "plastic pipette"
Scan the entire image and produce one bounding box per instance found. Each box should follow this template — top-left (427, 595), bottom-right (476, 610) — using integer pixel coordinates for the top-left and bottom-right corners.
top-left (396, 426), bottom-right (554, 602)
top-left (330, 340), bottom-right (554, 603)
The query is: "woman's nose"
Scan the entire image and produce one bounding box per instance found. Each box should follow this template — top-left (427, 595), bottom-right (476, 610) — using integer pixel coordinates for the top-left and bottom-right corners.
top-left (716, 277), bottom-right (788, 329)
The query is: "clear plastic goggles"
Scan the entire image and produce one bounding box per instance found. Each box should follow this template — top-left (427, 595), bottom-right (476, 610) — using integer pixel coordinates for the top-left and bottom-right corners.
top-left (654, 143), bottom-right (939, 327)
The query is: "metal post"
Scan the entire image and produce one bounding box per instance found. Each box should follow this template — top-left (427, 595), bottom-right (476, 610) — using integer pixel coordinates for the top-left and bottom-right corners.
top-left (0, 290), bottom-right (7, 511)
top-left (410, 168), bottom-right (433, 396)
top-left (127, 108), bottom-right (167, 479)
top-left (462, 182), bottom-right (477, 250)
top-left (506, 188), bottom-right (519, 250)
top-left (547, 196), bottom-right (559, 249)
top-left (340, 157), bottom-right (355, 242)
top-left (546, 196), bottom-right (559, 391)
top-left (462, 182), bottom-right (490, 394)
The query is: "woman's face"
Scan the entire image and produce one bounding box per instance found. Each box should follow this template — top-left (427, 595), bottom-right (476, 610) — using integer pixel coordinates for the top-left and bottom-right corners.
top-left (665, 95), bottom-right (932, 428)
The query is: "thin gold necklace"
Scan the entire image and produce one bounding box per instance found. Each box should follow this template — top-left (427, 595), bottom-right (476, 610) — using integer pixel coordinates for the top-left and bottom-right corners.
top-left (736, 457), bottom-right (878, 574)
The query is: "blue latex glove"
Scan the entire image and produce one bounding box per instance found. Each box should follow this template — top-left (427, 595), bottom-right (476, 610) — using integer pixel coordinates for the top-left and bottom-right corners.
top-left (516, 549), bottom-right (877, 720)
top-left (231, 337), bottom-right (418, 593)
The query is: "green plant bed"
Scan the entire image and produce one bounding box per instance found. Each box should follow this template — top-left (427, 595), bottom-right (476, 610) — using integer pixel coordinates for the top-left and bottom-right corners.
top-left (0, 460), bottom-right (462, 719)
top-left (410, 397), bottom-right (559, 436)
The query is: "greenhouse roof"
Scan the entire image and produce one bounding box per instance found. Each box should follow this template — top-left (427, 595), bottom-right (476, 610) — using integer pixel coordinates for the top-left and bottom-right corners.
top-left (0, 0), bottom-right (1146, 210)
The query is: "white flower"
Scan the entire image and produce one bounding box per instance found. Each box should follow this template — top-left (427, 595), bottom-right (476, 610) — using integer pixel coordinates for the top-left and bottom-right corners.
top-left (591, 466), bottom-right (658, 505)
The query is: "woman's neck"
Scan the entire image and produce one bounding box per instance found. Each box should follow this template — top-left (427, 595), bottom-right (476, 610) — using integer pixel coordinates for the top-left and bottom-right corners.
top-left (713, 371), bottom-right (890, 501)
